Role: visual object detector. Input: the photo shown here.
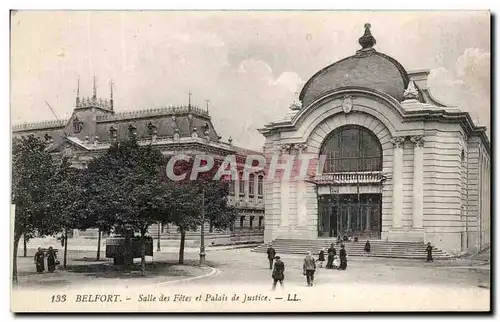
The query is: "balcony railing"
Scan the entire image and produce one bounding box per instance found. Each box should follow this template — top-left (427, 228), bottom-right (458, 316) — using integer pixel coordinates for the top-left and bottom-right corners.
top-left (311, 171), bottom-right (387, 185)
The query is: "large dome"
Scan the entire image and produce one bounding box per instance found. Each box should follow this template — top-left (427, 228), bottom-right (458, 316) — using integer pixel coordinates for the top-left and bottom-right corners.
top-left (299, 24), bottom-right (411, 107)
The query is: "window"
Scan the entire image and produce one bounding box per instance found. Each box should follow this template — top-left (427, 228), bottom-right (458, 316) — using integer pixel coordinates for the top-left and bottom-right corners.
top-left (229, 180), bottom-right (235, 195)
top-left (73, 117), bottom-right (83, 133)
top-left (320, 125), bottom-right (382, 173)
top-left (259, 216), bottom-right (264, 230)
top-left (239, 172), bottom-right (245, 196)
top-left (240, 216), bottom-right (245, 229)
top-left (249, 174), bottom-right (255, 196)
top-left (249, 216), bottom-right (254, 230)
top-left (257, 175), bottom-right (263, 197)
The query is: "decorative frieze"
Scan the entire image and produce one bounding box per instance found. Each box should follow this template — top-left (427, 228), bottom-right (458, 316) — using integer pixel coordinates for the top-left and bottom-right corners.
top-left (95, 105), bottom-right (209, 122)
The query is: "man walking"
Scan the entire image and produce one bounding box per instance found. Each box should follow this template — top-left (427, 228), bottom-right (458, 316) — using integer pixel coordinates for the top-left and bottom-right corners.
top-left (267, 244), bottom-right (276, 269)
top-left (271, 256), bottom-right (285, 291)
top-left (303, 251), bottom-right (316, 287)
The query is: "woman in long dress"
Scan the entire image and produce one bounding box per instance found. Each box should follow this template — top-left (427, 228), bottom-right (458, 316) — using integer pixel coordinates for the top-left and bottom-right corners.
top-left (318, 248), bottom-right (325, 268)
top-left (46, 246), bottom-right (57, 273)
top-left (34, 247), bottom-right (45, 273)
top-left (339, 244), bottom-right (347, 270)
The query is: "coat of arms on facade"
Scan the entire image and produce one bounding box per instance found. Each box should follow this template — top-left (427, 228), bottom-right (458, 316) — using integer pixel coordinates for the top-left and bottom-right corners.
top-left (342, 95), bottom-right (353, 114)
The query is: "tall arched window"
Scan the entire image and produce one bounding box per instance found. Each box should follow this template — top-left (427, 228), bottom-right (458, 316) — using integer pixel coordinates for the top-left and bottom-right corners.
top-left (249, 173), bottom-right (255, 196)
top-left (320, 125), bottom-right (382, 173)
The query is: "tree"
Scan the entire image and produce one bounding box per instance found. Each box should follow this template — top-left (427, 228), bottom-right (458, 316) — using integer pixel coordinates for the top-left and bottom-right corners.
top-left (11, 136), bottom-right (58, 284)
top-left (86, 139), bottom-right (168, 275)
top-left (47, 157), bottom-right (87, 268)
top-left (166, 157), bottom-right (237, 264)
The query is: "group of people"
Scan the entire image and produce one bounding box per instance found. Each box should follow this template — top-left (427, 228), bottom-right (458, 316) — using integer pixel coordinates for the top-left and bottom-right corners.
top-left (266, 241), bottom-right (353, 289)
top-left (267, 238), bottom-right (434, 289)
top-left (34, 246), bottom-right (58, 273)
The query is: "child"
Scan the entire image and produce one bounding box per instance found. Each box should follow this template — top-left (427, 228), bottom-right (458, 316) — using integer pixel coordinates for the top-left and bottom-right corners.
top-left (318, 248), bottom-right (325, 268)
top-left (333, 255), bottom-right (340, 269)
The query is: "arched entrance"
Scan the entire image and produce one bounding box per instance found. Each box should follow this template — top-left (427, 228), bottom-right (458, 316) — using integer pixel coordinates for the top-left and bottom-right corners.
top-left (317, 125), bottom-right (384, 239)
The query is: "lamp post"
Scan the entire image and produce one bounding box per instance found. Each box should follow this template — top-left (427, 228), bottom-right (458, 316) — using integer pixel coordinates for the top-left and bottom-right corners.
top-left (157, 222), bottom-right (161, 252)
top-left (199, 187), bottom-right (206, 266)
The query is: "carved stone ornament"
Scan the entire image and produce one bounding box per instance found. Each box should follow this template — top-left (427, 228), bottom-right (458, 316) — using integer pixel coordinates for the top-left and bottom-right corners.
top-left (279, 144), bottom-right (293, 155)
top-left (342, 95), bottom-right (353, 114)
top-left (295, 143), bottom-right (308, 154)
top-left (390, 136), bottom-right (406, 149)
top-left (404, 78), bottom-right (419, 100)
top-left (410, 135), bottom-right (425, 147)
top-left (289, 99), bottom-right (302, 111)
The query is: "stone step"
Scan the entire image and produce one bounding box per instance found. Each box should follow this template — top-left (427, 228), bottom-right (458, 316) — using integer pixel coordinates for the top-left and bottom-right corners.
top-left (252, 239), bottom-right (455, 260)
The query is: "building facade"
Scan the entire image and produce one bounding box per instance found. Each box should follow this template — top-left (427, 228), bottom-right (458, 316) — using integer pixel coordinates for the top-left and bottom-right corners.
top-left (12, 83), bottom-right (264, 246)
top-left (259, 24), bottom-right (491, 255)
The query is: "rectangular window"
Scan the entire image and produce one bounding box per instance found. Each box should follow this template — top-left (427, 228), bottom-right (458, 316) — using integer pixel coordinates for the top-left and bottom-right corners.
top-left (229, 180), bottom-right (235, 195)
top-left (250, 216), bottom-right (254, 230)
top-left (259, 216), bottom-right (263, 230)
top-left (249, 174), bottom-right (255, 196)
top-left (257, 176), bottom-right (263, 197)
top-left (239, 173), bottom-right (245, 196)
top-left (240, 216), bottom-right (245, 229)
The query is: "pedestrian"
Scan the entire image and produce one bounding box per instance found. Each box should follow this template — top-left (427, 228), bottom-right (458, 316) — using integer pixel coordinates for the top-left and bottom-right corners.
top-left (333, 254), bottom-right (340, 269)
top-left (426, 242), bottom-right (433, 262)
top-left (364, 240), bottom-right (371, 253)
top-left (336, 236), bottom-right (342, 245)
top-left (271, 256), bottom-right (285, 291)
top-left (318, 248), bottom-right (325, 268)
top-left (267, 244), bottom-right (276, 269)
top-left (339, 244), bottom-right (347, 270)
top-left (46, 246), bottom-right (57, 273)
top-left (34, 247), bottom-right (45, 273)
top-left (303, 251), bottom-right (316, 287)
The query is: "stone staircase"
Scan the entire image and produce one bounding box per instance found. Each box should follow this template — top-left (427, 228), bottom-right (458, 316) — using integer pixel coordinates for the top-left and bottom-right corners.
top-left (252, 239), bottom-right (455, 260)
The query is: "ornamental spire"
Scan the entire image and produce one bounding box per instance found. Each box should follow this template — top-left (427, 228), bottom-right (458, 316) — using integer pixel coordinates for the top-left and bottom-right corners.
top-left (92, 75), bottom-right (97, 101)
top-left (358, 23), bottom-right (376, 50)
top-left (75, 77), bottom-right (80, 107)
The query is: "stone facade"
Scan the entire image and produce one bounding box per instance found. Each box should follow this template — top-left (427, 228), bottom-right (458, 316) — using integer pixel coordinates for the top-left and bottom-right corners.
top-left (258, 25), bottom-right (490, 255)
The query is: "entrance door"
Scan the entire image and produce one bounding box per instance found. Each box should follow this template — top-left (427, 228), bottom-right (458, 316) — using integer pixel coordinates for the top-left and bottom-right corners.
top-left (318, 193), bottom-right (382, 238)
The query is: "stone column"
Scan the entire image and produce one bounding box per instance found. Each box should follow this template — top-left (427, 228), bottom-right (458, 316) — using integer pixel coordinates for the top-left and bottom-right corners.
top-left (410, 135), bottom-right (425, 229)
top-left (390, 136), bottom-right (406, 229)
top-left (280, 181), bottom-right (290, 228)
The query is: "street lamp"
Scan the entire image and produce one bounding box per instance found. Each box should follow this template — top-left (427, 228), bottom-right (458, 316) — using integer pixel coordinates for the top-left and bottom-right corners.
top-left (157, 222), bottom-right (161, 252)
top-left (199, 187), bottom-right (206, 266)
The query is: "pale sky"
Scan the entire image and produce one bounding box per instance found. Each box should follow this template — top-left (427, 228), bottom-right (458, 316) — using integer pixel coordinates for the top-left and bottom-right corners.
top-left (10, 11), bottom-right (490, 150)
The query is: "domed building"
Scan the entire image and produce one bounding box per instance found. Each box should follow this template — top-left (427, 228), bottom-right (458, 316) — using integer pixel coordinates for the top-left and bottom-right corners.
top-left (259, 24), bottom-right (490, 255)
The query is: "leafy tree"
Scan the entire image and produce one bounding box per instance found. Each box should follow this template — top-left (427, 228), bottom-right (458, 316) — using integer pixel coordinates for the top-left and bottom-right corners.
top-left (48, 157), bottom-right (87, 267)
top-left (11, 136), bottom-right (57, 284)
top-left (166, 157), bottom-right (237, 264)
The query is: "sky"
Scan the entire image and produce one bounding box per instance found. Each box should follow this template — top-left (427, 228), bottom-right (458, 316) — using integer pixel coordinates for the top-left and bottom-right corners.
top-left (10, 11), bottom-right (490, 150)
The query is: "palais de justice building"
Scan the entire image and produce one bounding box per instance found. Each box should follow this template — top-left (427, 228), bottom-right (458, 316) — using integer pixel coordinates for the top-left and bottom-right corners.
top-left (259, 24), bottom-right (491, 255)
top-left (12, 84), bottom-right (265, 246)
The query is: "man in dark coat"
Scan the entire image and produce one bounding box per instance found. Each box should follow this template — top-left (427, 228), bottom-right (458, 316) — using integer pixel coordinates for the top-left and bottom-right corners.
top-left (326, 244), bottom-right (336, 269)
top-left (364, 240), bottom-right (371, 253)
top-left (34, 247), bottom-right (45, 273)
top-left (303, 251), bottom-right (317, 286)
top-left (339, 244), bottom-right (347, 270)
top-left (426, 242), bottom-right (433, 262)
top-left (271, 256), bottom-right (285, 290)
top-left (267, 244), bottom-right (276, 269)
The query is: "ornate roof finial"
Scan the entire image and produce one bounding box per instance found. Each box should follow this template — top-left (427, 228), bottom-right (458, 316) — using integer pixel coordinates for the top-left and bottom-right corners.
top-left (92, 75), bottom-right (97, 101)
top-left (188, 90), bottom-right (192, 108)
top-left (205, 99), bottom-right (210, 113)
top-left (76, 77), bottom-right (80, 107)
top-left (289, 91), bottom-right (302, 110)
top-left (404, 78), bottom-right (419, 100)
top-left (358, 23), bottom-right (376, 50)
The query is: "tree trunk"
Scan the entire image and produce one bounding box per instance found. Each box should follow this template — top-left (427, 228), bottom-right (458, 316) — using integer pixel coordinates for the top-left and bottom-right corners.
top-left (23, 234), bottom-right (27, 257)
top-left (96, 227), bottom-right (101, 261)
top-left (178, 227), bottom-right (186, 264)
top-left (12, 232), bottom-right (22, 285)
top-left (63, 230), bottom-right (68, 268)
top-left (140, 230), bottom-right (146, 276)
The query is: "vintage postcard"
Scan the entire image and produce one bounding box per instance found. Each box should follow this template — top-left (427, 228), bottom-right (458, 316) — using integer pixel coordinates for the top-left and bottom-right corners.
top-left (10, 10), bottom-right (491, 313)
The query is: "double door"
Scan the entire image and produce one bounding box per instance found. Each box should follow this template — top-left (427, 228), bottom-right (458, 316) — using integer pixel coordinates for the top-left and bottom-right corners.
top-left (318, 193), bottom-right (381, 239)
